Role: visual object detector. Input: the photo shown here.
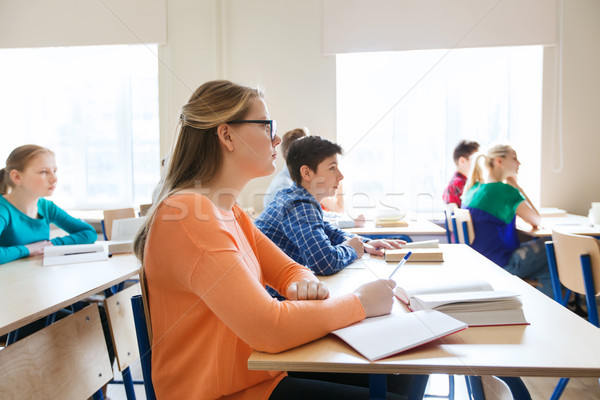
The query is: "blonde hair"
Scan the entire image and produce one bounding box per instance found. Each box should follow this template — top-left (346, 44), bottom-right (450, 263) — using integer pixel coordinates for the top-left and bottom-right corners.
top-left (464, 144), bottom-right (513, 194)
top-left (133, 80), bottom-right (263, 262)
top-left (0, 145), bottom-right (54, 195)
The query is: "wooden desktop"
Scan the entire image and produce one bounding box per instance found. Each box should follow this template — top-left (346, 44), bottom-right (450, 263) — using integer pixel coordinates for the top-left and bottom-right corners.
top-left (0, 253), bottom-right (140, 336)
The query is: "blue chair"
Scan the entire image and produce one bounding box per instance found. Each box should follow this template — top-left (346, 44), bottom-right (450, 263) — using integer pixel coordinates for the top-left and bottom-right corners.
top-left (544, 229), bottom-right (600, 399)
top-left (131, 293), bottom-right (157, 400)
top-left (443, 203), bottom-right (458, 244)
top-left (451, 209), bottom-right (474, 246)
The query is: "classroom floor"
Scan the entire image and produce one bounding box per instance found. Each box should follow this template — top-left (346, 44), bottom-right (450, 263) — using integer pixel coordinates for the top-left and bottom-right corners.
top-left (106, 367), bottom-right (600, 400)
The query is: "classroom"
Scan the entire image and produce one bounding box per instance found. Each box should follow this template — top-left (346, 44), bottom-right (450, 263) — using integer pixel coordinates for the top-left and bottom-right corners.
top-left (1, 1), bottom-right (600, 400)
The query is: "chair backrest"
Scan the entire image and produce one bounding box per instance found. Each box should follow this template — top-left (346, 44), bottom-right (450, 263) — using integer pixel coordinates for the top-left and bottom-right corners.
top-left (551, 229), bottom-right (600, 295)
top-left (444, 203), bottom-right (458, 243)
top-left (131, 267), bottom-right (156, 400)
top-left (0, 303), bottom-right (112, 399)
top-left (103, 208), bottom-right (136, 240)
top-left (105, 283), bottom-right (142, 372)
top-left (453, 208), bottom-right (475, 245)
top-left (139, 203), bottom-right (152, 217)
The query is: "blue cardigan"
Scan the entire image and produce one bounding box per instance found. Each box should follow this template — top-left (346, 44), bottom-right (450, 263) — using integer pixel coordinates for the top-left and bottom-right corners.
top-left (0, 196), bottom-right (97, 264)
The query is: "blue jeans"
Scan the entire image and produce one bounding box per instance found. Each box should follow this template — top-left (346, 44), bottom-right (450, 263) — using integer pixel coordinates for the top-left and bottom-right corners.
top-left (503, 239), bottom-right (553, 297)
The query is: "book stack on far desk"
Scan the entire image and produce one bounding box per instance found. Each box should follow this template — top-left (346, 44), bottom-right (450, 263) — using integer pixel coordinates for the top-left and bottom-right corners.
top-left (394, 279), bottom-right (528, 327)
top-left (374, 209), bottom-right (408, 227)
top-left (384, 239), bottom-right (444, 262)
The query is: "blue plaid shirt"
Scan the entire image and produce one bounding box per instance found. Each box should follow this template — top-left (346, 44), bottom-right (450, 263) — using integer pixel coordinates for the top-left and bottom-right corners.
top-left (255, 184), bottom-right (358, 276)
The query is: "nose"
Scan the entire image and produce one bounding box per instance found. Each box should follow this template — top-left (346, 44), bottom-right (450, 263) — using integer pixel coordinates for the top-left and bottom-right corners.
top-left (338, 171), bottom-right (344, 181)
top-left (272, 134), bottom-right (282, 147)
top-left (49, 171), bottom-right (57, 183)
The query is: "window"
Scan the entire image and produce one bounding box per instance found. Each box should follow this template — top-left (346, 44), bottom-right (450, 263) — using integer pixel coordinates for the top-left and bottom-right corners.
top-left (0, 44), bottom-right (160, 209)
top-left (336, 46), bottom-right (543, 217)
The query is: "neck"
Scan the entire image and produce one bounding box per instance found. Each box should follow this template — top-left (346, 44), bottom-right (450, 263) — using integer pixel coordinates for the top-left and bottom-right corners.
top-left (486, 168), bottom-right (504, 183)
top-left (4, 190), bottom-right (39, 218)
top-left (300, 182), bottom-right (324, 203)
top-left (195, 164), bottom-right (248, 211)
top-left (456, 166), bottom-right (469, 177)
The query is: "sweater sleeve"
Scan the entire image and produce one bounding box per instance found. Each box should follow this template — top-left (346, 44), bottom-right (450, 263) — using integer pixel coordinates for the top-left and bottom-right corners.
top-left (0, 212), bottom-right (29, 264)
top-left (44, 201), bottom-right (97, 245)
top-left (190, 247), bottom-right (365, 354)
top-left (251, 222), bottom-right (317, 296)
top-left (281, 200), bottom-right (357, 275)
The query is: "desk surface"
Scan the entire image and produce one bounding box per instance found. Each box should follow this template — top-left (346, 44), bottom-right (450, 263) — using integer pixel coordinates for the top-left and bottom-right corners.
top-left (0, 254), bottom-right (140, 336)
top-left (248, 245), bottom-right (600, 378)
top-left (517, 214), bottom-right (600, 237)
top-left (344, 218), bottom-right (446, 236)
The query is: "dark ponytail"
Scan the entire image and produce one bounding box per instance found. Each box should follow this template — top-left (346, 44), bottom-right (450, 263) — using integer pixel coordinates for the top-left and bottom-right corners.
top-left (0, 168), bottom-right (7, 195)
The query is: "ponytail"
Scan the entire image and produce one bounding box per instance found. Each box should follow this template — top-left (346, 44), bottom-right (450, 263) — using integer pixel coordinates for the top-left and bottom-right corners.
top-left (0, 168), bottom-right (7, 195)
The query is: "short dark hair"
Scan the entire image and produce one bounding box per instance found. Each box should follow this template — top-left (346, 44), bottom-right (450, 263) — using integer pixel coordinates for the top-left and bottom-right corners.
top-left (286, 136), bottom-right (342, 185)
top-left (453, 140), bottom-right (480, 165)
top-left (280, 128), bottom-right (309, 159)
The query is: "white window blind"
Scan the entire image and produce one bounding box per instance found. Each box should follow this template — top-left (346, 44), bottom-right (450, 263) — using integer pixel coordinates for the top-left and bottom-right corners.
top-left (0, 0), bottom-right (167, 48)
top-left (323, 0), bottom-right (557, 54)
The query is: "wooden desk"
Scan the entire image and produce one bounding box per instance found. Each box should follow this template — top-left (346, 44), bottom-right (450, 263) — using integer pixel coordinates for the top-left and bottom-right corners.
top-left (0, 254), bottom-right (140, 337)
top-left (343, 218), bottom-right (446, 237)
top-left (248, 245), bottom-right (600, 378)
top-left (517, 214), bottom-right (600, 238)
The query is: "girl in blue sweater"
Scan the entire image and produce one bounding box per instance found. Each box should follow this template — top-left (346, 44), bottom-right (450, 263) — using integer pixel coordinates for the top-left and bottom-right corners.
top-left (0, 145), bottom-right (96, 264)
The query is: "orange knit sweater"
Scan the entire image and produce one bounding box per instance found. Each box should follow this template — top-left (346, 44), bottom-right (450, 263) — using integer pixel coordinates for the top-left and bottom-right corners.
top-left (144, 193), bottom-right (365, 400)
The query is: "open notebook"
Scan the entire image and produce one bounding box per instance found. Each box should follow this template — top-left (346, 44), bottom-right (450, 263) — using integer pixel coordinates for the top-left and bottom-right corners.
top-left (331, 310), bottom-right (467, 361)
top-left (394, 279), bottom-right (528, 327)
top-left (106, 216), bottom-right (147, 254)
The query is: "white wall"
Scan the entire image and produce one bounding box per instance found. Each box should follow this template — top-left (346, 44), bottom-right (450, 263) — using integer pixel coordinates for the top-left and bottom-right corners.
top-left (540, 0), bottom-right (600, 215)
top-left (158, 0), bottom-right (600, 213)
top-left (158, 0), bottom-right (336, 211)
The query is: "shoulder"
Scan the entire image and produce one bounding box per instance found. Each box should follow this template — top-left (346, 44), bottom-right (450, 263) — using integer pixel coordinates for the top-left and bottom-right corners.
top-left (37, 198), bottom-right (62, 217)
top-left (152, 193), bottom-right (240, 251)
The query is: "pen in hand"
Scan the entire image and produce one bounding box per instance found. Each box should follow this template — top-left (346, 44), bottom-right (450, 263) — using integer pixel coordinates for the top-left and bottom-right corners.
top-left (388, 251), bottom-right (412, 279)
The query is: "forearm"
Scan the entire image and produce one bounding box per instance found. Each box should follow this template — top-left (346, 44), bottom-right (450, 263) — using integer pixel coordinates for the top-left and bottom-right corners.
top-left (0, 245), bottom-right (29, 264)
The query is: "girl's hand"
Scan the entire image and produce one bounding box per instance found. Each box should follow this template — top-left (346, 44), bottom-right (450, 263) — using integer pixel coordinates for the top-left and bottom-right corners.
top-left (364, 239), bottom-right (406, 257)
top-left (25, 240), bottom-right (53, 256)
top-left (505, 176), bottom-right (519, 189)
top-left (286, 279), bottom-right (330, 300)
top-left (353, 279), bottom-right (396, 317)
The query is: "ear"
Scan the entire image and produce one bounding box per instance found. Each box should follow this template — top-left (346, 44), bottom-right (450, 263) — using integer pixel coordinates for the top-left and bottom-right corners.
top-left (457, 156), bottom-right (468, 166)
top-left (494, 156), bottom-right (504, 167)
top-left (299, 165), bottom-right (313, 183)
top-left (216, 123), bottom-right (235, 152)
top-left (9, 169), bottom-right (22, 186)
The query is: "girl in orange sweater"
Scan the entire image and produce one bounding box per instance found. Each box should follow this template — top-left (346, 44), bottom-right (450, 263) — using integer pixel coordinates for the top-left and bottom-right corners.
top-left (134, 80), bottom-right (409, 399)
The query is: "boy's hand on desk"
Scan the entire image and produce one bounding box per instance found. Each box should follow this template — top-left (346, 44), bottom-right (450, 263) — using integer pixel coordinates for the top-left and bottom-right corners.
top-left (363, 239), bottom-right (406, 257)
top-left (343, 237), bottom-right (364, 258)
top-left (26, 240), bottom-right (52, 257)
top-left (286, 279), bottom-right (330, 301)
top-left (353, 279), bottom-right (396, 318)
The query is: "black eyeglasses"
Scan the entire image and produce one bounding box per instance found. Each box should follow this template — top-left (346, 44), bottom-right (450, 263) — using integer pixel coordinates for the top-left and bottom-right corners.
top-left (227, 120), bottom-right (277, 141)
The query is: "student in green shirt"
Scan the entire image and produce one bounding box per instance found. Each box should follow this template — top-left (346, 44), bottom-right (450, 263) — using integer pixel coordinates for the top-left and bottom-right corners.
top-left (0, 144), bottom-right (96, 264)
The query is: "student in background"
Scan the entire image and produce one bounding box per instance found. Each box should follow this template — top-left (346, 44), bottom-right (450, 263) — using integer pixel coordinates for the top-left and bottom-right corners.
top-left (462, 144), bottom-right (552, 297)
top-left (443, 140), bottom-right (479, 207)
top-left (0, 145), bottom-right (97, 264)
top-left (133, 80), bottom-right (409, 400)
top-left (255, 136), bottom-right (404, 280)
top-left (263, 127), bottom-right (309, 208)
